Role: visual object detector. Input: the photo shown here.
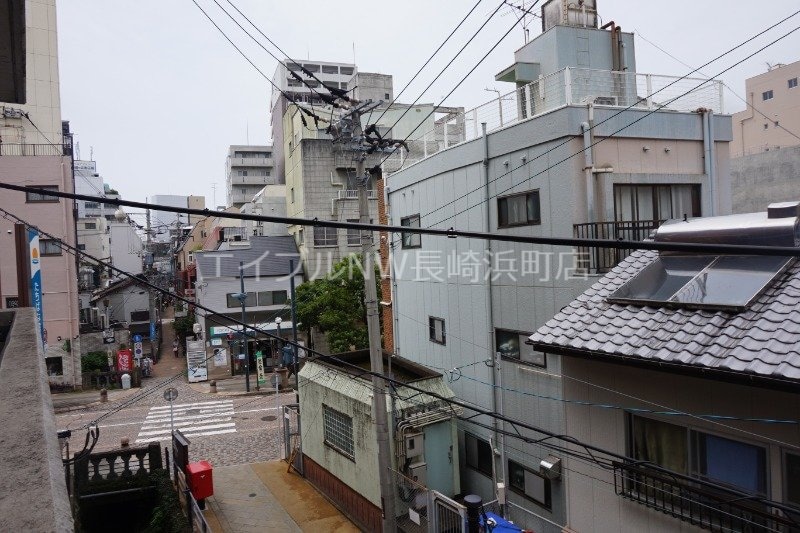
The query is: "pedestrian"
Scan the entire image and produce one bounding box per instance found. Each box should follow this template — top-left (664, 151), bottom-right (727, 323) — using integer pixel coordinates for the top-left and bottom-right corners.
top-left (282, 344), bottom-right (295, 377)
top-left (173, 339), bottom-right (179, 358)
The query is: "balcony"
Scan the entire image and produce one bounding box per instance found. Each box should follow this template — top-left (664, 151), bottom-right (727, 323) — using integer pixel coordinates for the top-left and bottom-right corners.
top-left (0, 143), bottom-right (69, 156)
top-left (337, 189), bottom-right (377, 200)
top-left (395, 67), bottom-right (724, 168)
top-left (229, 174), bottom-right (276, 186)
top-left (613, 461), bottom-right (800, 532)
top-left (229, 156), bottom-right (273, 167)
top-left (573, 220), bottom-right (662, 275)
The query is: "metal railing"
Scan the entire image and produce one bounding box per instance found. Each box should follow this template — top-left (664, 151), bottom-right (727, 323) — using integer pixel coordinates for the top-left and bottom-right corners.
top-left (391, 67), bottom-right (723, 169)
top-left (614, 461), bottom-right (800, 532)
top-left (573, 220), bottom-right (663, 274)
top-left (0, 143), bottom-right (68, 156)
top-left (390, 468), bottom-right (467, 533)
top-left (337, 189), bottom-right (377, 200)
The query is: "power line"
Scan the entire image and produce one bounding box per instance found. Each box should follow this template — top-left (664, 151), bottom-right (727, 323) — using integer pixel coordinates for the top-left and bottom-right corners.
top-left (7, 206), bottom-right (799, 520)
top-left (5, 183), bottom-right (800, 258)
top-left (395, 10), bottom-right (800, 238)
top-left (420, 21), bottom-right (800, 233)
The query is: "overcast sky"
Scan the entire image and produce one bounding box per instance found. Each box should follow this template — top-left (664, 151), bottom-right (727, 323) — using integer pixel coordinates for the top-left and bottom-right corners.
top-left (56, 1), bottom-right (800, 207)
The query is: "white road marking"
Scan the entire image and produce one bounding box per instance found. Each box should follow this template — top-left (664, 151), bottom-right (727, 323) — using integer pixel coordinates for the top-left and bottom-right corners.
top-left (135, 400), bottom-right (237, 443)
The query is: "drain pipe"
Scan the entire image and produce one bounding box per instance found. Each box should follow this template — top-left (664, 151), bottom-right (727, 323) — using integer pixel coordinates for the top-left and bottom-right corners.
top-left (701, 109), bottom-right (715, 216)
top-left (708, 110), bottom-right (717, 216)
top-left (581, 120), bottom-right (595, 223)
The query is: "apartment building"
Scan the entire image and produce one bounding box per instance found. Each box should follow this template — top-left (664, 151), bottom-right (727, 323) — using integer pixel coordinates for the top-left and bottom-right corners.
top-left (0, 0), bottom-right (82, 386)
top-left (225, 145), bottom-right (275, 208)
top-left (385, 0), bottom-right (732, 529)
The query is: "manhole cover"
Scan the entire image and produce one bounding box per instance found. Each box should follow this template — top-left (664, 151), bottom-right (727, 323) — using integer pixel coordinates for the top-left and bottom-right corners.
top-left (261, 415), bottom-right (277, 422)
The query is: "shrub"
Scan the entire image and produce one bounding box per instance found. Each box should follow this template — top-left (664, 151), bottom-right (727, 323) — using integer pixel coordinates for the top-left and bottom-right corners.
top-left (81, 351), bottom-right (109, 373)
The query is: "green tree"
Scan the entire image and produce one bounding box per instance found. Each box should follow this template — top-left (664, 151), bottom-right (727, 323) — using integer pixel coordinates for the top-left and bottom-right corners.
top-left (294, 254), bottom-right (381, 353)
top-left (172, 311), bottom-right (196, 343)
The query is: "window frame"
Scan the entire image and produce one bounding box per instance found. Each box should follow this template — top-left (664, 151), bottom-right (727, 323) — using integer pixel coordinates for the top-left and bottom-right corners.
top-left (25, 185), bottom-right (60, 203)
top-left (497, 190), bottom-right (541, 228)
top-left (508, 459), bottom-right (552, 509)
top-left (313, 226), bottom-right (338, 247)
top-left (784, 450), bottom-right (800, 508)
top-left (495, 328), bottom-right (546, 368)
top-left (429, 316), bottom-right (446, 345)
top-left (762, 90), bottom-right (774, 101)
top-left (39, 239), bottom-right (62, 256)
top-left (464, 432), bottom-right (493, 477)
top-left (613, 183), bottom-right (701, 223)
top-left (346, 219), bottom-right (361, 246)
top-left (789, 78), bottom-right (798, 89)
top-left (322, 404), bottom-right (355, 460)
top-left (401, 214), bottom-right (421, 249)
top-left (226, 292), bottom-right (256, 308)
top-left (257, 290), bottom-right (288, 307)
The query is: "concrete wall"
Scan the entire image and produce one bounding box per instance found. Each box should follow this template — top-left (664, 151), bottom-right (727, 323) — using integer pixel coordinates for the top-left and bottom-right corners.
top-left (730, 60), bottom-right (800, 157)
top-left (731, 145), bottom-right (800, 214)
top-left (0, 308), bottom-right (73, 532)
top-left (108, 222), bottom-right (143, 275)
top-left (560, 357), bottom-right (800, 532)
top-left (80, 328), bottom-right (131, 355)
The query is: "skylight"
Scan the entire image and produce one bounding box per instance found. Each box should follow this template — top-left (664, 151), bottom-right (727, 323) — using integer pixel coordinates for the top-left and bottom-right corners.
top-left (608, 255), bottom-right (793, 311)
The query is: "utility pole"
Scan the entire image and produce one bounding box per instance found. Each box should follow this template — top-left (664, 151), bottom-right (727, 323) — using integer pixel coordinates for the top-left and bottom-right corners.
top-left (235, 261), bottom-right (250, 392)
top-left (351, 104), bottom-right (396, 532)
top-left (146, 207), bottom-right (158, 361)
top-left (289, 258), bottom-right (299, 403)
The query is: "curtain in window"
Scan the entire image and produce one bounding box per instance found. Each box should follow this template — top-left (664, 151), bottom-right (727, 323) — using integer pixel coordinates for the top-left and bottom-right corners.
top-left (631, 416), bottom-right (687, 474)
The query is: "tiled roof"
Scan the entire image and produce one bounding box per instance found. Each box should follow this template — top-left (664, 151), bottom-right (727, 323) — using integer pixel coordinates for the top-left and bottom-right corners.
top-left (529, 250), bottom-right (800, 382)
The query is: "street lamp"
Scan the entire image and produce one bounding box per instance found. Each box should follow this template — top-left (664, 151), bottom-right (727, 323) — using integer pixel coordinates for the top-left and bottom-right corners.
top-left (275, 317), bottom-right (283, 366)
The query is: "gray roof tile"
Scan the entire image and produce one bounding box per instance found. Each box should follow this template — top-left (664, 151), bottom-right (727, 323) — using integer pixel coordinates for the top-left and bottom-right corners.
top-left (529, 250), bottom-right (800, 382)
top-left (195, 236), bottom-right (300, 279)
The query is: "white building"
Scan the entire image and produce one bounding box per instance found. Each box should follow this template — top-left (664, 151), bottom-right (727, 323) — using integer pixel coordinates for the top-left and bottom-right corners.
top-left (385, 1), bottom-right (732, 530)
top-left (239, 184), bottom-right (288, 238)
top-left (108, 221), bottom-right (144, 275)
top-left (225, 145), bottom-right (275, 209)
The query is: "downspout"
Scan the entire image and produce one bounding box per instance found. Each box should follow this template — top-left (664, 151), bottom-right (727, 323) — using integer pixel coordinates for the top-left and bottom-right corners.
top-left (581, 119), bottom-right (595, 223)
top-left (481, 122), bottom-right (506, 516)
top-left (739, 92), bottom-right (755, 156)
top-left (617, 28), bottom-right (627, 72)
top-left (702, 110), bottom-right (715, 216)
top-left (708, 110), bottom-right (717, 215)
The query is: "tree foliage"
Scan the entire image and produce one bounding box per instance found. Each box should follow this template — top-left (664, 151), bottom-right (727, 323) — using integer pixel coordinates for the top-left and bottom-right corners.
top-left (294, 254), bottom-right (381, 353)
top-left (172, 311), bottom-right (196, 342)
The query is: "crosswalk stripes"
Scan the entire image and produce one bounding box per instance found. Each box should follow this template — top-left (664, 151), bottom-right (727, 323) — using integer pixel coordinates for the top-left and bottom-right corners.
top-left (135, 400), bottom-right (236, 443)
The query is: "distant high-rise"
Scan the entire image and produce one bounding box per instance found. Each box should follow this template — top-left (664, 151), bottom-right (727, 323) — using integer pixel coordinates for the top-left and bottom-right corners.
top-left (225, 145), bottom-right (275, 209)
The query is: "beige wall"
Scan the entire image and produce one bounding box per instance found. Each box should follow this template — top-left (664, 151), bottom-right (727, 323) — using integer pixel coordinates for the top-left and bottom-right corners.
top-left (731, 60), bottom-right (800, 157)
top-left (560, 357), bottom-right (800, 532)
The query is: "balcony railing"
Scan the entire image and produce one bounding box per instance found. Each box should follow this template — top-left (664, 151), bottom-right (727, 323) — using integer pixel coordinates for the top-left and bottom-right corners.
top-left (385, 67), bottom-right (724, 170)
top-left (0, 143), bottom-right (69, 156)
top-left (337, 189), bottom-right (377, 200)
top-left (613, 461), bottom-right (800, 532)
top-left (573, 220), bottom-right (663, 274)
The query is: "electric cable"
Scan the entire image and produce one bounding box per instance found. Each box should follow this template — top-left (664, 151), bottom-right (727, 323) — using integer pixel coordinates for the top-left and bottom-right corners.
top-left (14, 206), bottom-right (798, 520)
top-left (389, 10), bottom-right (800, 239)
top-left (5, 183), bottom-right (800, 258)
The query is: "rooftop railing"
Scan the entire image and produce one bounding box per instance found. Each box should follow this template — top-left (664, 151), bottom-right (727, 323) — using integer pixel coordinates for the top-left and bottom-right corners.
top-left (0, 143), bottom-right (69, 156)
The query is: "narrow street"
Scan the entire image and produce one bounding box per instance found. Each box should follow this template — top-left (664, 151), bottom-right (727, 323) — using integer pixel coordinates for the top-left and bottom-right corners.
top-left (57, 310), bottom-right (296, 467)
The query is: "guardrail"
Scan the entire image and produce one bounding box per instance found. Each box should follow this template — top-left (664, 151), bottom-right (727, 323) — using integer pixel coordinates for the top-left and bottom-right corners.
top-left (573, 220), bottom-right (663, 274)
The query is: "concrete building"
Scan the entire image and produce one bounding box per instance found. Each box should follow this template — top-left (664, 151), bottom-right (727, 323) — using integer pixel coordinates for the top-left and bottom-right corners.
top-left (729, 61), bottom-right (800, 214)
top-left (226, 145), bottom-right (275, 209)
top-left (90, 276), bottom-right (151, 339)
top-left (108, 220), bottom-right (144, 275)
top-left (731, 60), bottom-right (800, 157)
top-left (530, 208), bottom-right (800, 532)
top-left (385, 1), bottom-right (731, 530)
top-left (0, 0), bottom-right (82, 386)
top-left (271, 59), bottom-right (357, 182)
top-left (239, 184), bottom-right (288, 238)
top-left (149, 194), bottom-right (205, 242)
top-left (299, 351), bottom-right (461, 531)
top-left (194, 235), bottom-right (302, 381)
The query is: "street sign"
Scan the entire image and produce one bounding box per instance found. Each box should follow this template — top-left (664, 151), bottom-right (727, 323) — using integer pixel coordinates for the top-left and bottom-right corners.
top-left (132, 334), bottom-right (143, 343)
top-left (163, 388), bottom-right (179, 401)
top-left (117, 349), bottom-right (133, 372)
top-left (102, 329), bottom-right (115, 344)
top-left (186, 340), bottom-right (208, 383)
top-left (256, 351), bottom-right (265, 385)
top-left (133, 342), bottom-right (143, 359)
top-left (149, 321), bottom-right (156, 340)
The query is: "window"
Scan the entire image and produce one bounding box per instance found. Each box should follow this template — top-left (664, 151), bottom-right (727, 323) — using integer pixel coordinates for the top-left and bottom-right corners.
top-left (286, 62), bottom-right (301, 71)
top-left (77, 244), bottom-right (86, 251)
top-left (40, 239), bottom-right (61, 256)
top-left (630, 415), bottom-right (768, 495)
top-left (340, 82), bottom-right (349, 90)
top-left (303, 64), bottom-right (320, 73)
top-left (347, 219), bottom-right (361, 246)
top-left (465, 433), bottom-right (493, 477)
top-left (429, 316), bottom-right (446, 345)
top-left (257, 290), bottom-right (288, 306)
top-left (26, 185), bottom-right (59, 203)
top-left (0, 0), bottom-right (25, 104)
top-left (85, 202), bottom-right (100, 209)
top-left (297, 228), bottom-right (304, 245)
top-left (385, 93), bottom-right (390, 100)
top-left (786, 452), bottom-right (800, 507)
top-left (321, 65), bottom-right (338, 74)
top-left (495, 329), bottom-right (546, 367)
top-left (498, 191), bottom-right (540, 228)
top-left (509, 460), bottom-right (551, 509)
top-left (306, 80), bottom-right (319, 88)
top-left (130, 310), bottom-right (150, 322)
top-left (226, 292), bottom-right (256, 308)
top-left (323, 405), bottom-right (354, 459)
top-left (401, 214), bottom-right (421, 248)
top-left (313, 226), bottom-right (337, 247)
top-left (614, 184), bottom-right (701, 222)
top-left (45, 357), bottom-right (63, 376)
top-left (287, 78), bottom-right (302, 87)
top-left (763, 90), bottom-right (774, 101)
top-left (790, 78), bottom-right (798, 89)
top-left (340, 66), bottom-right (354, 76)
top-left (84, 222), bottom-right (96, 230)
